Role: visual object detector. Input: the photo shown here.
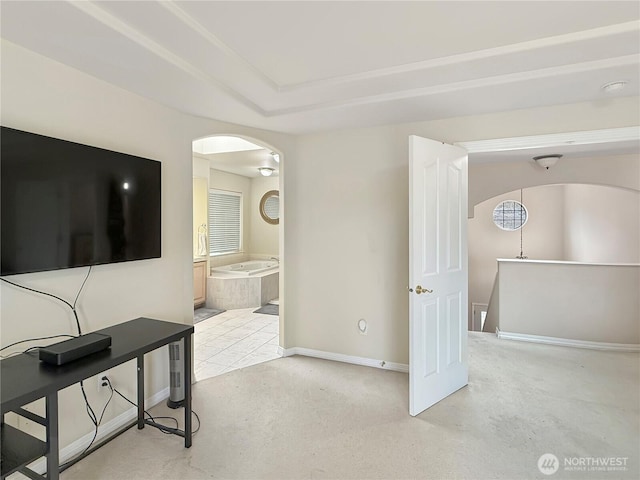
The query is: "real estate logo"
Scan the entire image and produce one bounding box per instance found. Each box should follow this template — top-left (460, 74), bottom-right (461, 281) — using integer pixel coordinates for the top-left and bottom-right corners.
top-left (537, 453), bottom-right (629, 475)
top-left (538, 453), bottom-right (560, 475)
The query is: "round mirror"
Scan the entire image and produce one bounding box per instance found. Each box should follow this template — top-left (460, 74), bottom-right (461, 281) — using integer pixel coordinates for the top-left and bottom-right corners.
top-left (259, 190), bottom-right (280, 225)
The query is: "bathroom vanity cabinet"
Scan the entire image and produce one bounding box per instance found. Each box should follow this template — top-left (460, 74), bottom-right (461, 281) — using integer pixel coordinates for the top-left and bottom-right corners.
top-left (193, 259), bottom-right (207, 307)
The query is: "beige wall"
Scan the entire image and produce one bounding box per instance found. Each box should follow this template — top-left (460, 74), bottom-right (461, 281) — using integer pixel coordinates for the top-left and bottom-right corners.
top-left (469, 154), bottom-right (639, 216)
top-left (250, 176), bottom-right (280, 257)
top-left (290, 127), bottom-right (408, 362)
top-left (497, 260), bottom-right (640, 344)
top-left (468, 185), bottom-right (566, 329)
top-left (564, 185), bottom-right (640, 263)
top-left (193, 156), bottom-right (209, 179)
top-left (3, 36), bottom-right (640, 451)
top-left (470, 184), bottom-right (640, 329)
top-left (0, 40), bottom-right (295, 449)
top-left (290, 100), bottom-right (639, 364)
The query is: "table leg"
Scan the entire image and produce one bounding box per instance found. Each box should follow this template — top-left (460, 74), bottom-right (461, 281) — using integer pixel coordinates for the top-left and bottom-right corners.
top-left (137, 354), bottom-right (144, 429)
top-left (46, 392), bottom-right (59, 480)
top-left (183, 334), bottom-right (192, 448)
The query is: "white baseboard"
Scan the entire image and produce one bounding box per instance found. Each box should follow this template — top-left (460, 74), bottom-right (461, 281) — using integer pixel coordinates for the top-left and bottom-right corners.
top-left (279, 346), bottom-right (408, 373)
top-left (28, 387), bottom-right (170, 474)
top-left (496, 329), bottom-right (640, 352)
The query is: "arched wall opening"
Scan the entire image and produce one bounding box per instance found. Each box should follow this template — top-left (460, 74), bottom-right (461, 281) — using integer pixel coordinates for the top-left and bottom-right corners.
top-left (190, 133), bottom-right (285, 379)
top-left (468, 153), bottom-right (640, 218)
top-left (467, 183), bottom-right (640, 329)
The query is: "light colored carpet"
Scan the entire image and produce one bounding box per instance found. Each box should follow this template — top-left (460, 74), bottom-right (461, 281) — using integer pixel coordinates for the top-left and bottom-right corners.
top-left (62, 333), bottom-right (639, 479)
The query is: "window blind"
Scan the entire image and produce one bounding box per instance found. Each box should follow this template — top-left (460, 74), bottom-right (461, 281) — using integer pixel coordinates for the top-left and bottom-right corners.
top-left (208, 190), bottom-right (242, 255)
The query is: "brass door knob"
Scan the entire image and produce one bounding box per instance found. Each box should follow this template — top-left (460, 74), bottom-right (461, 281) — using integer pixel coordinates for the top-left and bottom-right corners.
top-left (415, 285), bottom-right (433, 294)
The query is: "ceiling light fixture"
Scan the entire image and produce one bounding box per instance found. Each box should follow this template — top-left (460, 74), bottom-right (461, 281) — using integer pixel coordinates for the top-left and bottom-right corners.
top-left (271, 152), bottom-right (280, 163)
top-left (601, 81), bottom-right (627, 93)
top-left (258, 167), bottom-right (274, 177)
top-left (533, 154), bottom-right (562, 170)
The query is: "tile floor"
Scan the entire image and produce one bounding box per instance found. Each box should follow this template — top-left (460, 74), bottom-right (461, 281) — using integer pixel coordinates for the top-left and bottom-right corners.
top-left (194, 307), bottom-right (280, 381)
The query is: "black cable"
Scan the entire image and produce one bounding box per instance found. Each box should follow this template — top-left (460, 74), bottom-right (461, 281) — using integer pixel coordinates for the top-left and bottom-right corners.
top-left (0, 334), bottom-right (75, 353)
top-left (193, 410), bottom-right (201, 434)
top-left (59, 418), bottom-right (137, 473)
top-left (0, 350), bottom-right (26, 359)
top-left (1, 268), bottom-right (101, 461)
top-left (0, 265), bottom-right (91, 335)
top-left (111, 382), bottom-right (200, 434)
top-left (74, 265), bottom-right (92, 309)
top-left (0, 277), bottom-right (75, 310)
top-left (70, 265), bottom-right (92, 335)
top-left (58, 379), bottom-right (201, 470)
top-left (60, 380), bottom-right (114, 469)
top-left (80, 381), bottom-right (98, 427)
top-left (1, 345), bottom-right (56, 359)
top-left (111, 385), bottom-right (174, 434)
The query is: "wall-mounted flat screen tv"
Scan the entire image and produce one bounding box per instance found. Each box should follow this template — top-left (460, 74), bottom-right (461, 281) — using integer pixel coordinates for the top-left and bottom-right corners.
top-left (1, 126), bottom-right (161, 276)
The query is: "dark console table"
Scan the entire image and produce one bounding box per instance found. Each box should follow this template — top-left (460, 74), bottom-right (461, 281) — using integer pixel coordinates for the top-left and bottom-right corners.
top-left (1, 318), bottom-right (194, 480)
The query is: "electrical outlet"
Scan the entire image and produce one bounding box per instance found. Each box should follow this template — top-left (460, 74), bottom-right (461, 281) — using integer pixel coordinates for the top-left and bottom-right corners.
top-left (98, 373), bottom-right (112, 392)
top-left (357, 318), bottom-right (368, 335)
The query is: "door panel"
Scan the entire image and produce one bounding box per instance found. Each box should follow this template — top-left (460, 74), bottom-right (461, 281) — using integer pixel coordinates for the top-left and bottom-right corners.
top-left (409, 135), bottom-right (468, 417)
top-left (447, 163), bottom-right (462, 272)
top-left (422, 163), bottom-right (439, 276)
top-left (422, 300), bottom-right (438, 377)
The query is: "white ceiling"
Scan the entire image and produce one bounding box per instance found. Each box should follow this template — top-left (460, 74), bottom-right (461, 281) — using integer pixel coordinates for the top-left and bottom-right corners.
top-left (197, 148), bottom-right (280, 179)
top-left (460, 126), bottom-right (640, 163)
top-left (193, 136), bottom-right (264, 155)
top-left (1, 1), bottom-right (639, 134)
top-left (469, 139), bottom-right (640, 164)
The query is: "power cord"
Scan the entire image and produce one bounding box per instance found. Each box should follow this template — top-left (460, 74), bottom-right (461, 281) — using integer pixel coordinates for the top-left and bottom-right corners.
top-left (59, 376), bottom-right (114, 470)
top-left (58, 376), bottom-right (201, 472)
top-left (1, 270), bottom-right (201, 467)
top-left (0, 265), bottom-right (91, 336)
top-left (1, 268), bottom-right (100, 460)
top-left (0, 334), bottom-right (76, 358)
top-left (108, 377), bottom-right (201, 435)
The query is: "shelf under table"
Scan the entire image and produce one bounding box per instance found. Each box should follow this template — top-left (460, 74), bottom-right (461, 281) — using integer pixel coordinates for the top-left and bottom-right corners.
top-left (1, 423), bottom-right (47, 478)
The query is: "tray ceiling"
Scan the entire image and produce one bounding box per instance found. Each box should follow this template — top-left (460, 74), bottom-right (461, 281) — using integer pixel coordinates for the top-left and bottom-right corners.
top-left (1, 1), bottom-right (639, 133)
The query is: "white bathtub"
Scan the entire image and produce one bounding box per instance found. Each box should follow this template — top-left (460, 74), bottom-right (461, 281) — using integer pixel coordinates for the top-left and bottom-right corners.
top-left (211, 260), bottom-right (278, 276)
top-left (207, 260), bottom-right (279, 310)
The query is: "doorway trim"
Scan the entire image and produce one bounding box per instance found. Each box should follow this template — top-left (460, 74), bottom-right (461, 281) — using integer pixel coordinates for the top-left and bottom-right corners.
top-left (456, 126), bottom-right (639, 154)
top-left (191, 133), bottom-right (286, 348)
top-left (456, 126), bottom-right (640, 217)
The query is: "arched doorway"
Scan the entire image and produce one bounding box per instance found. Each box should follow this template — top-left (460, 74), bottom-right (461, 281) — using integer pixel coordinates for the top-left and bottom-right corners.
top-left (191, 134), bottom-right (285, 380)
top-left (468, 183), bottom-right (639, 331)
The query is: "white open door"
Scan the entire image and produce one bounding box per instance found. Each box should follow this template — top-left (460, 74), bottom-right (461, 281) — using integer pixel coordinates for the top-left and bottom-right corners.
top-left (409, 135), bottom-right (468, 416)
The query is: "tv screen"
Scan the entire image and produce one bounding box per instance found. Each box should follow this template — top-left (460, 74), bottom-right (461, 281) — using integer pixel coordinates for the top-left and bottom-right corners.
top-left (1, 126), bottom-right (161, 276)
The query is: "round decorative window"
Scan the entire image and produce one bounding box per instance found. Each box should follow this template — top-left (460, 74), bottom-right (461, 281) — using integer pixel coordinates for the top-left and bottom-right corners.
top-left (493, 200), bottom-right (528, 231)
